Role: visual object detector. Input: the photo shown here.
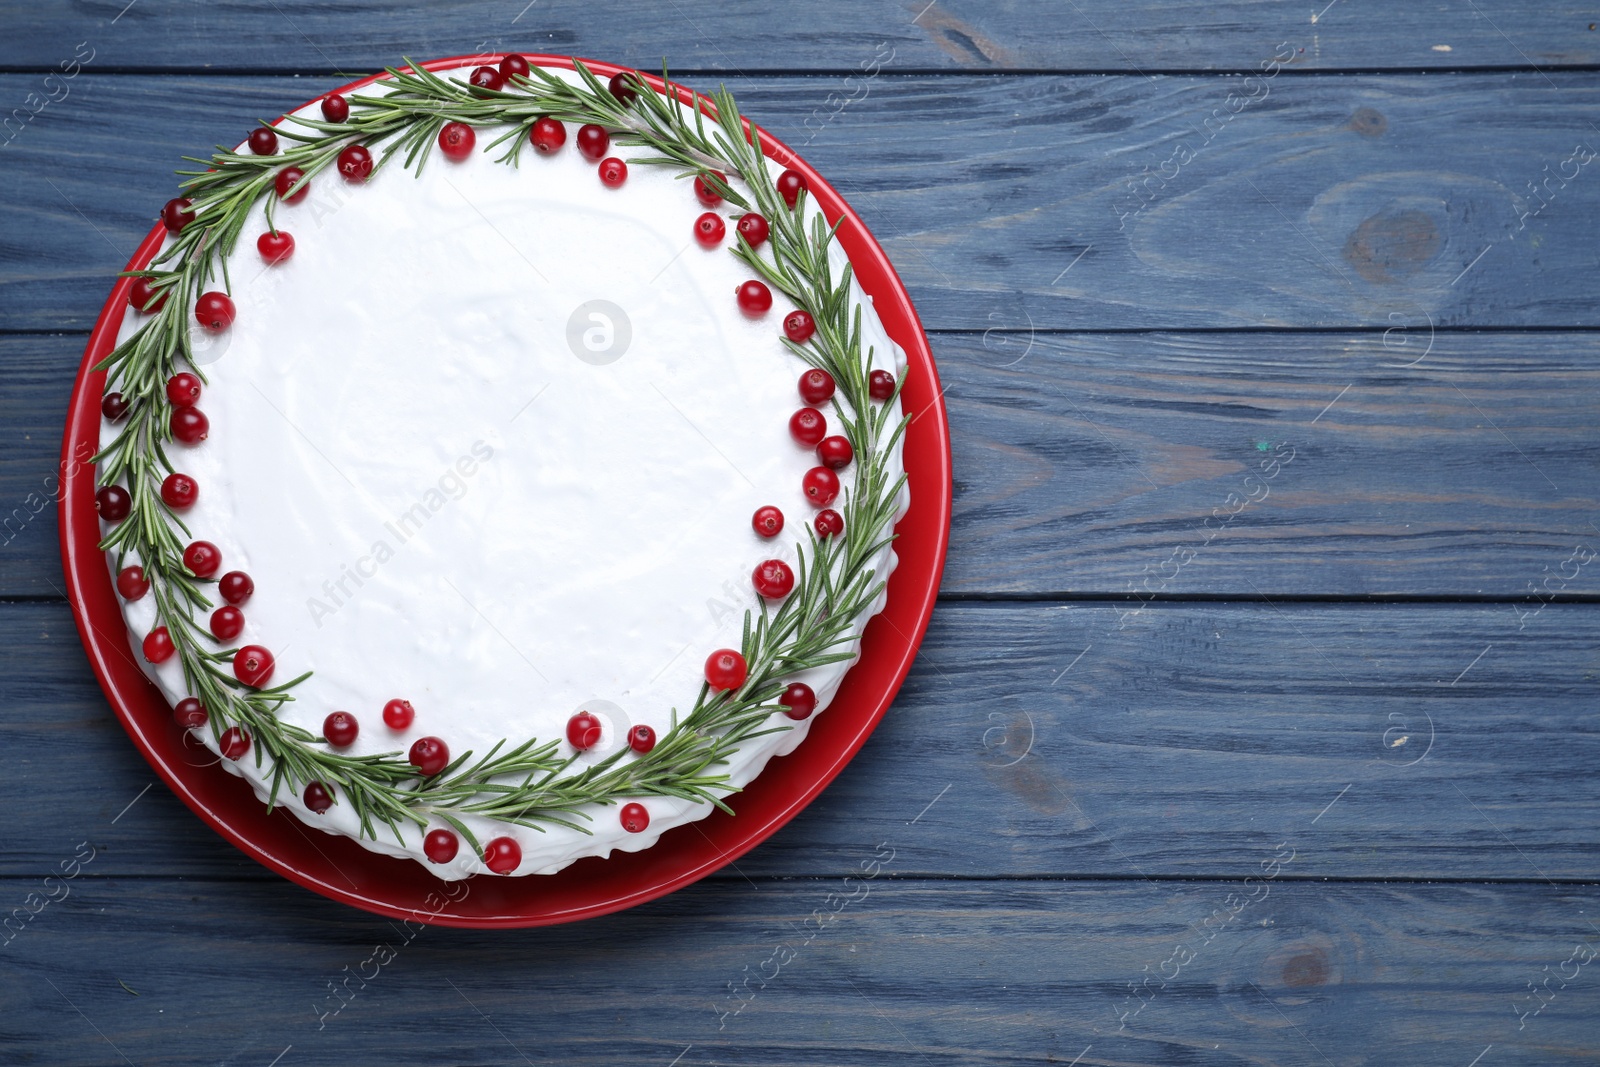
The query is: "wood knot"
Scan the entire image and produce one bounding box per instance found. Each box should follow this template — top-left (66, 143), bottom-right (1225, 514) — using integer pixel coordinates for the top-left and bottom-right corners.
top-left (1344, 208), bottom-right (1442, 283)
top-left (1347, 107), bottom-right (1387, 138)
top-left (1282, 949), bottom-right (1331, 988)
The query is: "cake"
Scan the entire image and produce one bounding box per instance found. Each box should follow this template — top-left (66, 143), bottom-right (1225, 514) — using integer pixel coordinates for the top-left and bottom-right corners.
top-left (91, 57), bottom-right (909, 879)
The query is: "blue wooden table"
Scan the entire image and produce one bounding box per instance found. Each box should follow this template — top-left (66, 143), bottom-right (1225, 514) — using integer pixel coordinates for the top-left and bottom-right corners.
top-left (3, 3), bottom-right (1598, 1063)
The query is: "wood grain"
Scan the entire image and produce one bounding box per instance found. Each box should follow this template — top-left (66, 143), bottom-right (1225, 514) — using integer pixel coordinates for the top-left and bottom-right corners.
top-left (7, 600), bottom-right (1597, 881)
top-left (6, 73), bottom-right (1600, 332)
top-left (2, 876), bottom-right (1595, 1065)
top-left (4, 0), bottom-right (1597, 73)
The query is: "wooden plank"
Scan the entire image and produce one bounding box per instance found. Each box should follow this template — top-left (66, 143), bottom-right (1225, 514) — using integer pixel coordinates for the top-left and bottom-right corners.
top-left (10, 331), bottom-right (1599, 600)
top-left (1, 876), bottom-right (1595, 1065)
top-left (6, 600), bottom-right (1598, 881)
top-left (5, 73), bottom-right (1600, 332)
top-left (4, 1), bottom-right (1597, 73)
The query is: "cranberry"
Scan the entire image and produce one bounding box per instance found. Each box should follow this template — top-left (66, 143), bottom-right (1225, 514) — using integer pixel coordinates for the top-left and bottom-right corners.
top-left (161, 197), bottom-right (195, 233)
top-left (468, 65), bottom-right (505, 92)
top-left (814, 509), bottom-right (845, 538)
top-left (705, 648), bottom-right (748, 691)
top-left (869, 369), bottom-right (897, 400)
top-left (166, 372), bottom-right (202, 407)
top-left (116, 565), bottom-right (150, 600)
top-left (598, 156), bottom-right (628, 187)
top-left (247, 126), bottom-right (279, 155)
top-left (275, 166), bottom-right (310, 202)
top-left (424, 828), bottom-right (460, 863)
top-left (752, 505), bottom-right (784, 538)
top-left (95, 485), bottom-right (131, 522)
top-left (694, 170), bottom-right (726, 206)
top-left (776, 169), bottom-right (807, 208)
top-left (737, 212), bottom-right (769, 248)
top-left (576, 123), bottom-right (609, 162)
top-left (736, 279), bottom-right (772, 316)
top-left (608, 70), bottom-right (640, 105)
top-left (233, 644), bottom-right (274, 687)
top-left (209, 606), bottom-right (245, 640)
top-left (383, 698), bottom-right (415, 729)
top-left (780, 682), bottom-right (817, 720)
top-left (785, 310), bottom-right (818, 345)
top-left (530, 116), bottom-right (566, 153)
top-left (438, 121), bottom-right (476, 161)
top-left (484, 836), bottom-right (521, 873)
top-left (567, 710), bottom-right (603, 750)
top-left (219, 726), bottom-right (251, 761)
top-left (257, 229), bottom-right (295, 264)
top-left (753, 559), bottom-right (795, 599)
top-left (321, 93), bottom-right (349, 123)
top-left (337, 144), bottom-right (373, 182)
top-left (628, 724), bottom-right (656, 753)
top-left (142, 626), bottom-right (175, 664)
top-left (171, 407), bottom-right (209, 445)
top-left (303, 781), bottom-right (333, 813)
top-left (160, 472), bottom-right (198, 510)
top-left (499, 53), bottom-right (530, 81)
top-left (798, 368), bottom-right (834, 404)
top-left (323, 711), bottom-right (359, 747)
top-left (129, 276), bottom-right (167, 313)
top-left (101, 392), bottom-right (129, 422)
top-left (803, 466), bottom-right (841, 507)
top-left (409, 736), bottom-right (449, 776)
top-left (173, 697), bottom-right (207, 727)
top-left (183, 540), bottom-right (221, 578)
top-left (218, 570), bottom-right (254, 605)
top-left (194, 291), bottom-right (235, 333)
top-left (694, 211), bottom-right (726, 247)
top-left (817, 435), bottom-right (854, 470)
top-left (789, 407), bottom-right (827, 447)
top-left (619, 802), bottom-right (650, 833)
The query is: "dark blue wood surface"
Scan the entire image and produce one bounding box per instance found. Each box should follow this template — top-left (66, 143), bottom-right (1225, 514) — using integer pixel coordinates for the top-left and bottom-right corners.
top-left (2, 4), bottom-right (1598, 1065)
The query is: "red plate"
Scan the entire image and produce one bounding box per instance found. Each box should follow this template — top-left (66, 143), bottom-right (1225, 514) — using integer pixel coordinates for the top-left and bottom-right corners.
top-left (58, 55), bottom-right (951, 927)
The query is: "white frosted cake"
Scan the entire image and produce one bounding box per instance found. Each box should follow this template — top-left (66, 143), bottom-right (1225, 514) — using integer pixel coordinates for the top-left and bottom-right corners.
top-left (92, 58), bottom-right (909, 878)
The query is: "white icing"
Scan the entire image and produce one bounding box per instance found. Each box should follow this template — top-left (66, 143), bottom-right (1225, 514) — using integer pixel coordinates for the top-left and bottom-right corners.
top-left (100, 64), bottom-right (908, 878)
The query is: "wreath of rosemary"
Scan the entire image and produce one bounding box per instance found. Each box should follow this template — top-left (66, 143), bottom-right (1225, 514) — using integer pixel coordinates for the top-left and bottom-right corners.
top-left (94, 58), bottom-right (909, 855)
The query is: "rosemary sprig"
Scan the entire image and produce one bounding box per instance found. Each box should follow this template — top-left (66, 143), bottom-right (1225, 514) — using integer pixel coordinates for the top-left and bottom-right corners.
top-left (95, 59), bottom-right (907, 851)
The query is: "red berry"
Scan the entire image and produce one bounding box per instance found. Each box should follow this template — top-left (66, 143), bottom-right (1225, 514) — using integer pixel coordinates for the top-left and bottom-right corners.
top-left (817, 435), bottom-right (854, 470)
top-left (424, 828), bottom-right (459, 864)
top-left (160, 472), bottom-right (198, 510)
top-left (438, 121), bottom-right (476, 161)
top-left (171, 407), bottom-right (210, 445)
top-left (337, 144), bottom-right (373, 182)
top-left (779, 682), bottom-right (817, 721)
top-left (116, 565), bottom-right (150, 600)
top-left (409, 736), bottom-right (450, 776)
top-left (194, 291), bottom-right (235, 333)
top-left (219, 726), bottom-right (251, 761)
top-left (383, 698), bottom-right (415, 729)
top-left (500, 53), bottom-right (530, 82)
top-left (184, 540), bottom-right (222, 578)
top-left (257, 229), bottom-right (295, 264)
top-left (576, 123), bottom-right (609, 162)
top-left (814, 509), bottom-right (845, 538)
top-left (469, 65), bottom-right (505, 92)
top-left (628, 724), bottom-right (656, 754)
top-left (736, 280), bottom-right (772, 316)
top-left (303, 781), bottom-right (333, 813)
top-left (608, 71), bottom-right (640, 105)
top-left (695, 170), bottom-right (726, 207)
top-left (161, 197), bottom-right (195, 233)
top-left (173, 697), bottom-right (207, 727)
top-left (785, 310), bottom-right (817, 345)
top-left (803, 466), bottom-right (841, 507)
top-left (142, 626), bottom-right (175, 664)
top-left (483, 836), bottom-right (521, 873)
top-left (777, 169), bottom-right (807, 208)
top-left (694, 211), bottom-right (726, 247)
top-left (275, 166), bottom-right (310, 202)
top-left (95, 485), bottom-right (131, 522)
top-left (737, 212), bottom-right (769, 248)
top-left (789, 407), bottom-right (827, 447)
top-left (567, 710), bottom-right (603, 750)
top-left (752, 505), bottom-right (784, 538)
top-left (798, 368), bottom-right (834, 404)
top-left (233, 644), bottom-right (274, 687)
top-left (530, 116), bottom-right (566, 153)
top-left (321, 93), bottom-right (349, 123)
top-left (753, 559), bottom-right (795, 599)
top-left (219, 571), bottom-right (254, 605)
top-left (101, 392), bottom-right (129, 422)
top-left (247, 127), bottom-right (279, 155)
top-left (869, 369), bottom-right (897, 400)
top-left (129, 276), bottom-right (167, 313)
top-left (620, 802), bottom-right (650, 833)
top-left (209, 605), bottom-right (244, 641)
top-left (598, 157), bottom-right (628, 187)
top-left (705, 648), bottom-right (748, 691)
top-left (323, 711), bottom-right (359, 747)
top-left (166, 372), bottom-right (202, 407)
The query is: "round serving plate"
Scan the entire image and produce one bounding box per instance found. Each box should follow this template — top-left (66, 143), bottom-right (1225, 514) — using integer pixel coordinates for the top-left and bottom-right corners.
top-left (59, 54), bottom-right (951, 928)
